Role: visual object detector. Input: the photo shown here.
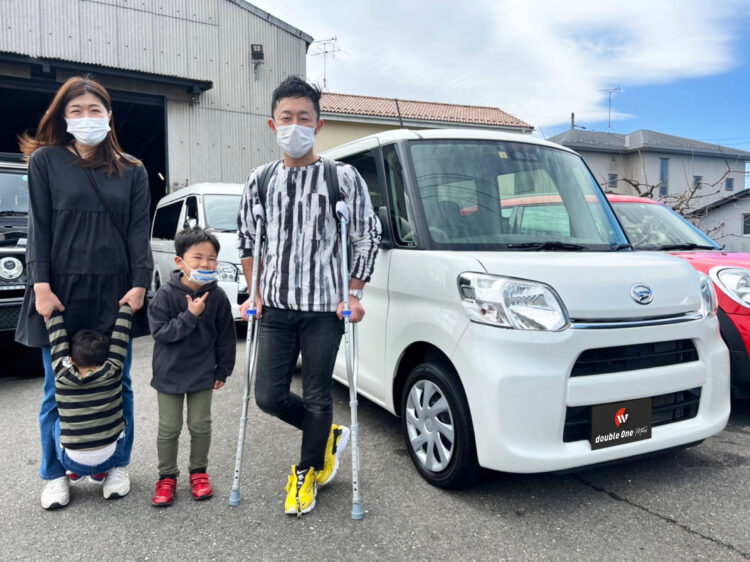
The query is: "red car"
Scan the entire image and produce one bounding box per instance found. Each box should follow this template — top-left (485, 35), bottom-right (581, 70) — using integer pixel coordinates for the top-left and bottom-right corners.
top-left (608, 194), bottom-right (750, 398)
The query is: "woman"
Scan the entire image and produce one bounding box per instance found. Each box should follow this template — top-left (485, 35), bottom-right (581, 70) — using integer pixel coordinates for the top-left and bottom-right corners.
top-left (16, 76), bottom-right (153, 509)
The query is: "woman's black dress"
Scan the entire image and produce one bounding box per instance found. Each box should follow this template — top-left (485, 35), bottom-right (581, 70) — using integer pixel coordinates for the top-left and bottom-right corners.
top-left (16, 145), bottom-right (153, 347)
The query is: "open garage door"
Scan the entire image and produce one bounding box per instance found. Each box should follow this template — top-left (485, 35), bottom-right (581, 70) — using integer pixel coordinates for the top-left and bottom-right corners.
top-left (0, 77), bottom-right (167, 217)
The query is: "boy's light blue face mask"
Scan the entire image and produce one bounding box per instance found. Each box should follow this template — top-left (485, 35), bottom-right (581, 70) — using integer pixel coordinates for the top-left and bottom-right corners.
top-left (180, 260), bottom-right (217, 285)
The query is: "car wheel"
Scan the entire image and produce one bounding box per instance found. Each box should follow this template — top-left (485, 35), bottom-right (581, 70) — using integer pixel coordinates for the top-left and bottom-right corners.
top-left (401, 361), bottom-right (481, 488)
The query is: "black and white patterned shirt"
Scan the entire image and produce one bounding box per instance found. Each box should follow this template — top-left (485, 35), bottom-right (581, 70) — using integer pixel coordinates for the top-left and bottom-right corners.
top-left (237, 159), bottom-right (381, 312)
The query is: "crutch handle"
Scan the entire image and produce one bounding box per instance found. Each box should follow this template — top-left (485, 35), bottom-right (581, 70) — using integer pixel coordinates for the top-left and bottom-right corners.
top-left (252, 203), bottom-right (265, 222)
top-left (342, 310), bottom-right (352, 317)
top-left (335, 201), bottom-right (349, 223)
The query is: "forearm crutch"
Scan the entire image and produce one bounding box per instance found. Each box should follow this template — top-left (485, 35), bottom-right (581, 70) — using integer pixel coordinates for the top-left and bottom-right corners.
top-left (336, 201), bottom-right (363, 521)
top-left (229, 203), bottom-right (265, 506)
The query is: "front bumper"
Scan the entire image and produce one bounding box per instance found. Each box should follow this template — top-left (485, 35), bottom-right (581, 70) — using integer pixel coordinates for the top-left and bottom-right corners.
top-left (0, 297), bottom-right (23, 332)
top-left (718, 309), bottom-right (750, 398)
top-left (451, 316), bottom-right (730, 473)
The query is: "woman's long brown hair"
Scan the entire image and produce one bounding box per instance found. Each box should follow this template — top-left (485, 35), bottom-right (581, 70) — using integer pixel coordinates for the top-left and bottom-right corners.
top-left (19, 76), bottom-right (141, 176)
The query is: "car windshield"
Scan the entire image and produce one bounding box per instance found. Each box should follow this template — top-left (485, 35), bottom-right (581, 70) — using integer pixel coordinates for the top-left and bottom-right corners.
top-left (203, 195), bottom-right (241, 232)
top-left (407, 140), bottom-right (628, 250)
top-left (0, 170), bottom-right (29, 215)
top-left (611, 201), bottom-right (719, 250)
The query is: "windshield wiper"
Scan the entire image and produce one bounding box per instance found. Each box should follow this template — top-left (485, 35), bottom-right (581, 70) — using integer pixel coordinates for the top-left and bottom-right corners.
top-left (506, 241), bottom-right (587, 251)
top-left (610, 243), bottom-right (632, 251)
top-left (0, 211), bottom-right (27, 216)
top-left (655, 243), bottom-right (717, 251)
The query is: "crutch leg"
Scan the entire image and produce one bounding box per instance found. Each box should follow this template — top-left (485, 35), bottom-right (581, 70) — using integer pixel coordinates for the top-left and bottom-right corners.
top-left (229, 204), bottom-right (266, 506)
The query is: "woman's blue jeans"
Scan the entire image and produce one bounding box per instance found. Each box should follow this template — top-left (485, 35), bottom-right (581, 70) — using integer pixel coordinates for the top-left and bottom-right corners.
top-left (39, 342), bottom-right (134, 480)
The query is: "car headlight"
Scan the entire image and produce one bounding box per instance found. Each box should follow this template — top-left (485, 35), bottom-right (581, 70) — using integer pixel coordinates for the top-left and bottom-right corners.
top-left (698, 273), bottom-right (718, 318)
top-left (713, 267), bottom-right (750, 309)
top-left (457, 272), bottom-right (569, 330)
top-left (217, 262), bottom-right (239, 283)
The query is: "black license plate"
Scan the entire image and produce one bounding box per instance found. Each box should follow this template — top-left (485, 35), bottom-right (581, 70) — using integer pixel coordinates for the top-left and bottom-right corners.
top-left (590, 397), bottom-right (652, 450)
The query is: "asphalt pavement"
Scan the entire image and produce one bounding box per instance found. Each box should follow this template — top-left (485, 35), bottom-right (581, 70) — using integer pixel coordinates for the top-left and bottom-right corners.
top-left (1, 334), bottom-right (748, 561)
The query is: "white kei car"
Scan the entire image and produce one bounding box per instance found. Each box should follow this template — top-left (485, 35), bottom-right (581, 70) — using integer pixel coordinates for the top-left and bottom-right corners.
top-left (322, 129), bottom-right (730, 488)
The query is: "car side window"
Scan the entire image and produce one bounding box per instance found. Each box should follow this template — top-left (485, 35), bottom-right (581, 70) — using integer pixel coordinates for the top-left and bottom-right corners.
top-left (337, 150), bottom-right (383, 209)
top-left (382, 144), bottom-right (417, 247)
top-left (184, 196), bottom-right (199, 228)
top-left (152, 200), bottom-right (183, 240)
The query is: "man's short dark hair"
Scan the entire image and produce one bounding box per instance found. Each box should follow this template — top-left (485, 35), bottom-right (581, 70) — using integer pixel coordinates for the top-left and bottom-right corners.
top-left (271, 76), bottom-right (322, 120)
top-left (71, 329), bottom-right (109, 367)
top-left (175, 227), bottom-right (220, 258)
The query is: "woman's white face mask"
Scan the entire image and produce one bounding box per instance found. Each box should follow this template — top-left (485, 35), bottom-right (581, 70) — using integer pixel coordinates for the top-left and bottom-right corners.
top-left (65, 117), bottom-right (111, 147)
top-left (274, 123), bottom-right (315, 159)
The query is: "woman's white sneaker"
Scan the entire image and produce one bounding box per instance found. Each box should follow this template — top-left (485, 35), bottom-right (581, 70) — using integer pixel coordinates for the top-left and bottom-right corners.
top-left (102, 467), bottom-right (130, 499)
top-left (41, 476), bottom-right (70, 509)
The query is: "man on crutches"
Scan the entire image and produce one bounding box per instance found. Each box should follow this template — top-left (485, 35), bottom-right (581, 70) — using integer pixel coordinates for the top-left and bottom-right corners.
top-left (236, 76), bottom-right (381, 517)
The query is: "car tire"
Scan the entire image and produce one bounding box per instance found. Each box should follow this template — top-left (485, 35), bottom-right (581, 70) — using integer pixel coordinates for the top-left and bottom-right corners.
top-left (401, 361), bottom-right (481, 489)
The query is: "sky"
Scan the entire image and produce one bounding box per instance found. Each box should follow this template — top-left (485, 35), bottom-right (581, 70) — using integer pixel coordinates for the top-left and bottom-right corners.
top-left (250, 0), bottom-right (750, 151)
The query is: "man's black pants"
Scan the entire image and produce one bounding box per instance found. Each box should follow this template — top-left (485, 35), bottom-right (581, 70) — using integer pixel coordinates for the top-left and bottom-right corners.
top-left (254, 307), bottom-right (344, 470)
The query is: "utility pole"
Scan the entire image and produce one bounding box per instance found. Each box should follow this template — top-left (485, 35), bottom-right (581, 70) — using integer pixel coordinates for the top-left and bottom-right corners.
top-left (601, 87), bottom-right (621, 132)
top-left (309, 37), bottom-right (341, 89)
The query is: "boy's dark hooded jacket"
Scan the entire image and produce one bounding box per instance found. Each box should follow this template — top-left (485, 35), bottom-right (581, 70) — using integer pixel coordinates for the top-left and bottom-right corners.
top-left (148, 270), bottom-right (236, 394)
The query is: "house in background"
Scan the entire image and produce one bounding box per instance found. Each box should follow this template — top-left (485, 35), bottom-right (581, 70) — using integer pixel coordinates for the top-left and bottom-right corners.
top-left (688, 189), bottom-right (750, 252)
top-left (315, 92), bottom-right (533, 152)
top-left (549, 129), bottom-right (750, 210)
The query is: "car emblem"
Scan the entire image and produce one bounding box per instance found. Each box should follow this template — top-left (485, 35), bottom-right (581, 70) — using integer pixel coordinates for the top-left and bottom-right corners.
top-left (631, 284), bottom-right (654, 305)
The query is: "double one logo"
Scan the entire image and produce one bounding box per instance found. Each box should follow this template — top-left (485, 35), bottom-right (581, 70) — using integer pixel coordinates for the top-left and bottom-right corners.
top-left (614, 407), bottom-right (629, 427)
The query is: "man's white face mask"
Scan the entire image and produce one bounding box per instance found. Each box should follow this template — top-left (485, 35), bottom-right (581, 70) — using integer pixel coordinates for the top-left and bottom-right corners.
top-left (274, 123), bottom-right (315, 159)
top-left (65, 117), bottom-right (111, 147)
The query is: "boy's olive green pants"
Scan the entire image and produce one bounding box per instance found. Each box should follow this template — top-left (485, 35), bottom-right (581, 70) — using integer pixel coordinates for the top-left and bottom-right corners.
top-left (157, 389), bottom-right (213, 476)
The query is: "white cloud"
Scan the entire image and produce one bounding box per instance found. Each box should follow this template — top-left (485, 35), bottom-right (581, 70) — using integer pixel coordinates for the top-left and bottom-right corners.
top-left (250, 0), bottom-right (749, 130)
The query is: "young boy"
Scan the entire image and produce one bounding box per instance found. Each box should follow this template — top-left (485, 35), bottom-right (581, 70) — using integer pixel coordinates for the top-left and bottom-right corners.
top-left (147, 227), bottom-right (236, 507)
top-left (42, 305), bottom-right (132, 509)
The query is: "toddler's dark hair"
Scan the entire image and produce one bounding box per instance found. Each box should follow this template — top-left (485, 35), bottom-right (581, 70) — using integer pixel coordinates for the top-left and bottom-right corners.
top-left (71, 329), bottom-right (109, 367)
top-left (175, 227), bottom-right (220, 258)
top-left (271, 76), bottom-right (322, 120)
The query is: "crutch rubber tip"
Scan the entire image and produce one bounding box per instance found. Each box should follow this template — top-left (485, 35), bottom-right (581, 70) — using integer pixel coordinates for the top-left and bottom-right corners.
top-left (351, 503), bottom-right (363, 520)
top-left (342, 310), bottom-right (352, 317)
top-left (229, 491), bottom-right (241, 506)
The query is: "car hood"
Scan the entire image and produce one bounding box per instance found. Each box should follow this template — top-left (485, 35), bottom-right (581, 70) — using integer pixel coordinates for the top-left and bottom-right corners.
top-left (670, 251), bottom-right (750, 273)
top-left (469, 251), bottom-right (703, 321)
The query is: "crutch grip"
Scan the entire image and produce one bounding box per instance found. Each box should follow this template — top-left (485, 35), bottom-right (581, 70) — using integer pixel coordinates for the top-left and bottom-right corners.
top-left (335, 201), bottom-right (349, 223)
top-left (342, 310), bottom-right (352, 317)
top-left (246, 309), bottom-right (257, 317)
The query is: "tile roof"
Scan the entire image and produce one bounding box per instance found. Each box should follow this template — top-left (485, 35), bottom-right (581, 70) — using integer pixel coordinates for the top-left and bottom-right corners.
top-left (320, 92), bottom-right (532, 130)
top-left (549, 129), bottom-right (750, 159)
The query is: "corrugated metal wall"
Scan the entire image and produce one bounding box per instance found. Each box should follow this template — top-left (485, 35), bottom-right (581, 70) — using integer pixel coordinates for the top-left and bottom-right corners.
top-left (0, 0), bottom-right (310, 189)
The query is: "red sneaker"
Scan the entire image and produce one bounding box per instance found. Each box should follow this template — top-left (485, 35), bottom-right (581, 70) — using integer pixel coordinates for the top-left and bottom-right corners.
top-left (152, 477), bottom-right (177, 507)
top-left (189, 472), bottom-right (213, 501)
top-left (67, 472), bottom-right (83, 483)
top-left (90, 473), bottom-right (107, 483)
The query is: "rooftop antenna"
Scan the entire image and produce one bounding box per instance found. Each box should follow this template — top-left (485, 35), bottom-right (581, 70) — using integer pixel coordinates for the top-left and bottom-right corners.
top-left (601, 87), bottom-right (621, 132)
top-left (309, 37), bottom-right (341, 90)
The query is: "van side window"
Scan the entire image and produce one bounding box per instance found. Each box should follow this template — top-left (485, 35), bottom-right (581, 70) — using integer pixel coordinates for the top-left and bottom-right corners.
top-left (382, 144), bottom-right (416, 247)
top-left (152, 200), bottom-right (183, 240)
top-left (184, 196), bottom-right (199, 228)
top-left (337, 150), bottom-right (382, 209)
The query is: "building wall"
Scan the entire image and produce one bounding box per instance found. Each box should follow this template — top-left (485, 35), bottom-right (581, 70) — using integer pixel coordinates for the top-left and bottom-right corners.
top-left (578, 148), bottom-right (748, 209)
top-left (697, 200), bottom-right (750, 252)
top-left (0, 0), bottom-right (308, 189)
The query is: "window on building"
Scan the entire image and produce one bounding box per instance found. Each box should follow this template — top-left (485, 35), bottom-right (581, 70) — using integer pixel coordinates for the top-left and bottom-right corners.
top-left (658, 158), bottom-right (669, 196)
top-left (693, 175), bottom-right (702, 190)
top-left (607, 173), bottom-right (618, 189)
top-left (726, 177), bottom-right (735, 192)
top-left (743, 214), bottom-right (750, 236)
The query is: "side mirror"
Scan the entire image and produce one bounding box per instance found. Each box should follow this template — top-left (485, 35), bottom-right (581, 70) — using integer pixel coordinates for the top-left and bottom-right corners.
top-left (184, 217), bottom-right (198, 229)
top-left (378, 206), bottom-right (394, 250)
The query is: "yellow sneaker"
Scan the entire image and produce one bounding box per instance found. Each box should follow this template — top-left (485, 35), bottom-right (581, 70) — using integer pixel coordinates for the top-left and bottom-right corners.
top-left (316, 424), bottom-right (350, 487)
top-left (284, 466), bottom-right (317, 516)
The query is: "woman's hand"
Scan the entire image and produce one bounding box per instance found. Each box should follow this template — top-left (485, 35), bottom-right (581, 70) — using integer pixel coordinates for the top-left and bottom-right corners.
top-left (119, 287), bottom-right (147, 312)
top-left (34, 283), bottom-right (65, 323)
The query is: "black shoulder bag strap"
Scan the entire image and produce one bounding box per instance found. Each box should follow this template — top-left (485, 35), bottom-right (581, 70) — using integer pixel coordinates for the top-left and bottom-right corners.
top-left (322, 158), bottom-right (341, 222)
top-left (257, 160), bottom-right (281, 212)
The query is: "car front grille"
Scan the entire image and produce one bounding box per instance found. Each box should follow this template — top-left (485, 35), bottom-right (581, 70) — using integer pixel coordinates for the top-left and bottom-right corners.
top-left (0, 303), bottom-right (21, 331)
top-left (571, 340), bottom-right (698, 377)
top-left (563, 387), bottom-right (702, 443)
